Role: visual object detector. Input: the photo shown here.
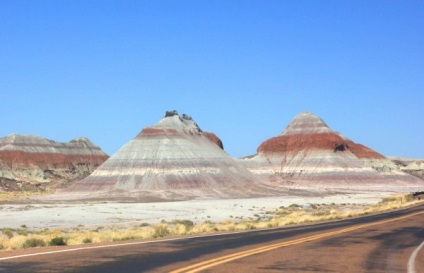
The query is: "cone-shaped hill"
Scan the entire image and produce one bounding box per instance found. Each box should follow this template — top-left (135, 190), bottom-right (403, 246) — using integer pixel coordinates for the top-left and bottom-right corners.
top-left (63, 111), bottom-right (275, 201)
top-left (241, 111), bottom-right (423, 190)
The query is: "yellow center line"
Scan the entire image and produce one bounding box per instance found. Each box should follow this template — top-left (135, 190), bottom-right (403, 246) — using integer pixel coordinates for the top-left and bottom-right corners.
top-left (171, 210), bottom-right (424, 273)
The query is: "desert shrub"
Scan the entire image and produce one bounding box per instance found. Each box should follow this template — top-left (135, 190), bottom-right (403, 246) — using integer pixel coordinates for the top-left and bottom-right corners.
top-left (83, 238), bottom-right (92, 244)
top-left (8, 235), bottom-right (27, 250)
top-left (152, 225), bottom-right (169, 238)
top-left (312, 211), bottom-right (330, 216)
top-left (112, 235), bottom-right (136, 242)
top-left (23, 238), bottom-right (46, 249)
top-left (173, 220), bottom-right (194, 230)
top-left (404, 194), bottom-right (414, 202)
top-left (244, 223), bottom-right (257, 230)
top-left (379, 194), bottom-right (415, 207)
top-left (92, 226), bottom-right (105, 232)
top-left (48, 237), bottom-right (67, 246)
top-left (380, 197), bottom-right (396, 203)
top-left (1, 228), bottom-right (14, 238)
top-left (16, 229), bottom-right (28, 236)
top-left (310, 204), bottom-right (318, 209)
top-left (275, 210), bottom-right (291, 216)
top-left (0, 234), bottom-right (8, 250)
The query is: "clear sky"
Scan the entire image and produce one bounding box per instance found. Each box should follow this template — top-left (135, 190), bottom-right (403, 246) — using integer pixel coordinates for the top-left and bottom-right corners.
top-left (1, 0), bottom-right (423, 158)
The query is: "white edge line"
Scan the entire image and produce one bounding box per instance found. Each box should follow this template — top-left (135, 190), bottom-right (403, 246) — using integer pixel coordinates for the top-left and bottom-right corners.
top-left (407, 240), bottom-right (424, 273)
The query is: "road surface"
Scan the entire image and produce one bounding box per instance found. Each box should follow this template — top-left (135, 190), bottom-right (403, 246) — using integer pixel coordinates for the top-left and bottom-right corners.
top-left (1, 204), bottom-right (424, 273)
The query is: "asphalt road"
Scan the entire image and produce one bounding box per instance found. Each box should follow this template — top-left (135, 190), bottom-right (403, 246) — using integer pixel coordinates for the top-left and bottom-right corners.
top-left (1, 204), bottom-right (424, 273)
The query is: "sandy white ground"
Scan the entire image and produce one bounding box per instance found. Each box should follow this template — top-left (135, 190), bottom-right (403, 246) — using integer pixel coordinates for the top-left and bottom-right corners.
top-left (0, 191), bottom-right (391, 230)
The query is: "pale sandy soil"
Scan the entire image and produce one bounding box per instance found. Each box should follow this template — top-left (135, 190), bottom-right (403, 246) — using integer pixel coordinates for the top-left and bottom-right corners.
top-left (0, 191), bottom-right (393, 230)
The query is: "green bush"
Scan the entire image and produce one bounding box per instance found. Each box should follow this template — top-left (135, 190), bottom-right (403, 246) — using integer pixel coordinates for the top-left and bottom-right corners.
top-left (48, 237), bottom-right (67, 246)
top-left (23, 238), bottom-right (46, 249)
top-left (83, 238), bottom-right (92, 244)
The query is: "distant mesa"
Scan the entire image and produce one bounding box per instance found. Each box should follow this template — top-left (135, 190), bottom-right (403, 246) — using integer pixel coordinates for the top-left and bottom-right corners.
top-left (62, 111), bottom-right (274, 201)
top-left (241, 111), bottom-right (423, 190)
top-left (0, 134), bottom-right (109, 191)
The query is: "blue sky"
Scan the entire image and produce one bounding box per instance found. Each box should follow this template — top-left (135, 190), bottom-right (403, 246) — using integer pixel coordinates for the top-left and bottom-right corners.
top-left (1, 0), bottom-right (423, 158)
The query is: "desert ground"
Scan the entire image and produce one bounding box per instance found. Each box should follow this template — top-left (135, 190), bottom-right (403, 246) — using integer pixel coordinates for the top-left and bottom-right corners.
top-left (0, 190), bottom-right (392, 231)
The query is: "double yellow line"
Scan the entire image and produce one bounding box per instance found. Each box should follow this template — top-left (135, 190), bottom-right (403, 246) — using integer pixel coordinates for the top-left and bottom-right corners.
top-left (171, 210), bottom-right (424, 273)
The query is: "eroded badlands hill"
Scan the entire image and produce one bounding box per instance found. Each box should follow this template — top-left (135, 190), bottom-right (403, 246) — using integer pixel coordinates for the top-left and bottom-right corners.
top-left (63, 111), bottom-right (275, 201)
top-left (0, 134), bottom-right (109, 190)
top-left (241, 111), bottom-right (422, 190)
top-left (389, 157), bottom-right (424, 180)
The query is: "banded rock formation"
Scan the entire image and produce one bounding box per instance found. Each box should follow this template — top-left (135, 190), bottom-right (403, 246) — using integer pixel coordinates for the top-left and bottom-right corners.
top-left (64, 111), bottom-right (274, 201)
top-left (0, 134), bottom-right (109, 190)
top-left (241, 111), bottom-right (423, 190)
top-left (389, 157), bottom-right (424, 180)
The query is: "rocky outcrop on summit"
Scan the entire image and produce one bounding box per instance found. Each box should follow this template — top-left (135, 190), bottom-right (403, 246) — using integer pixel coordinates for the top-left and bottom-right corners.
top-left (241, 111), bottom-right (423, 190)
top-left (0, 134), bottom-right (109, 190)
top-left (63, 111), bottom-right (274, 201)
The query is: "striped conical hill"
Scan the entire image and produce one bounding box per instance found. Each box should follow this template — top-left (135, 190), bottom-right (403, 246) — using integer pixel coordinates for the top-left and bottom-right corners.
top-left (63, 111), bottom-right (275, 201)
top-left (241, 111), bottom-right (423, 191)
